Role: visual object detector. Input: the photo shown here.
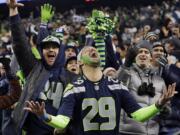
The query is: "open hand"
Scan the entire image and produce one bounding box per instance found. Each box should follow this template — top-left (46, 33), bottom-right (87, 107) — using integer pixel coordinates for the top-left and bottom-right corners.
top-left (7, 0), bottom-right (24, 9)
top-left (41, 3), bottom-right (55, 23)
top-left (24, 101), bottom-right (45, 116)
top-left (156, 83), bottom-right (177, 109)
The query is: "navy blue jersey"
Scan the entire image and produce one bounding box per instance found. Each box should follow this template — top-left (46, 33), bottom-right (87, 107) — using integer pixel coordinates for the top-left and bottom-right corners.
top-left (58, 76), bottom-right (141, 135)
top-left (24, 80), bottom-right (64, 135)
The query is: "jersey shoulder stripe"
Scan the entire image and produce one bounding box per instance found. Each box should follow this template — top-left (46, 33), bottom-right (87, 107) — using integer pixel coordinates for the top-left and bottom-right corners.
top-left (106, 76), bottom-right (128, 91)
top-left (120, 83), bottom-right (129, 91)
top-left (64, 83), bottom-right (74, 93)
top-left (63, 86), bottom-right (86, 98)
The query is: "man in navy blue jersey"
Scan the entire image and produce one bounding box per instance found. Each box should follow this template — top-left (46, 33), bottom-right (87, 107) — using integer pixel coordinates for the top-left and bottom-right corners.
top-left (25, 46), bottom-right (176, 135)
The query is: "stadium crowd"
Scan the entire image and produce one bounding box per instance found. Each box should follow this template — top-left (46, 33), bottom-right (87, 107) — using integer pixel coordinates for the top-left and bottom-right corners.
top-left (0, 0), bottom-right (179, 134)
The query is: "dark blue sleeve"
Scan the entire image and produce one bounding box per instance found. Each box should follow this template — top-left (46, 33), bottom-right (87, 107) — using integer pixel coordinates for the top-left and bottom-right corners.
top-left (57, 90), bottom-right (76, 118)
top-left (10, 15), bottom-right (37, 77)
top-left (85, 37), bottom-right (95, 46)
top-left (120, 90), bottom-right (141, 114)
top-left (105, 35), bottom-right (120, 70)
top-left (37, 23), bottom-right (50, 49)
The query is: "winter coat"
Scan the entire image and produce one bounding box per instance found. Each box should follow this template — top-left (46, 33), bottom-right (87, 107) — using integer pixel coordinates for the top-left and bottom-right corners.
top-left (10, 15), bottom-right (70, 135)
top-left (118, 64), bottom-right (166, 135)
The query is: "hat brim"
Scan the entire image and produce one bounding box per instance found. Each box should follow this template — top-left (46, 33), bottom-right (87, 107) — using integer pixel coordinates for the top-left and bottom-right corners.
top-left (41, 41), bottom-right (60, 48)
top-left (65, 56), bottom-right (77, 67)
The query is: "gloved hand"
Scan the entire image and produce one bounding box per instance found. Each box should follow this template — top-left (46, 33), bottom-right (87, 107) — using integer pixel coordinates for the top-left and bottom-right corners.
top-left (124, 45), bottom-right (139, 67)
top-left (116, 67), bottom-right (130, 86)
top-left (157, 55), bottom-right (168, 67)
top-left (41, 3), bottom-right (55, 23)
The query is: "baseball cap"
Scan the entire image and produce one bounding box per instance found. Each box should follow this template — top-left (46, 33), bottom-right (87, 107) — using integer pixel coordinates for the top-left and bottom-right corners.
top-left (40, 35), bottom-right (61, 48)
top-left (65, 45), bottom-right (78, 55)
top-left (65, 56), bottom-right (77, 67)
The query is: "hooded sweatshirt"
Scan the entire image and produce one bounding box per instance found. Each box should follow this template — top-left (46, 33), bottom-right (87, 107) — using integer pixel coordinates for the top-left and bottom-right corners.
top-left (10, 14), bottom-right (68, 135)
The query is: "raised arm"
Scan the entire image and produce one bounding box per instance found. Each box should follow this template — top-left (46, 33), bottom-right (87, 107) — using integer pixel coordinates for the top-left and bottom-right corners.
top-left (24, 101), bottom-right (70, 131)
top-left (8, 0), bottom-right (37, 77)
top-left (24, 84), bottom-right (76, 132)
top-left (37, 4), bottom-right (54, 45)
top-left (131, 83), bottom-right (176, 122)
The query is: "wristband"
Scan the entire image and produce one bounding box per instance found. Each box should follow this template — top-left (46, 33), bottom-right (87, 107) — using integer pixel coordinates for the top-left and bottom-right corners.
top-left (39, 112), bottom-right (51, 122)
top-left (155, 100), bottom-right (164, 110)
top-left (40, 22), bottom-right (48, 28)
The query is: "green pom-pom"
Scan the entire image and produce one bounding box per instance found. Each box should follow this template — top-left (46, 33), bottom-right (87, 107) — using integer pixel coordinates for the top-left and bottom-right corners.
top-left (92, 10), bottom-right (105, 18)
top-left (87, 9), bottom-right (115, 37)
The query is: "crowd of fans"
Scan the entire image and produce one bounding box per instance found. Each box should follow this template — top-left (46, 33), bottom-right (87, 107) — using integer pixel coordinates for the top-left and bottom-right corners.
top-left (0, 0), bottom-right (179, 134)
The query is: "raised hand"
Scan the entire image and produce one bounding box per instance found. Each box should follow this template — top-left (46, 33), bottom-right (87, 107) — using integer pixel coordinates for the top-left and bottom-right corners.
top-left (156, 83), bottom-right (177, 109)
top-left (157, 55), bottom-right (168, 67)
top-left (24, 101), bottom-right (51, 121)
top-left (7, 0), bottom-right (24, 9)
top-left (41, 3), bottom-right (55, 23)
top-left (124, 45), bottom-right (139, 68)
top-left (7, 0), bottom-right (24, 16)
top-left (24, 101), bottom-right (45, 115)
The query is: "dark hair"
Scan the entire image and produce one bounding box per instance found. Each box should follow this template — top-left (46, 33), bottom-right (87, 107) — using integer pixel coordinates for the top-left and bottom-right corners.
top-left (65, 56), bottom-right (77, 67)
top-left (164, 18), bottom-right (172, 28)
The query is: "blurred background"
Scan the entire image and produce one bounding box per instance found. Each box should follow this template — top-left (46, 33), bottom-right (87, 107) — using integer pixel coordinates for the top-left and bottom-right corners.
top-left (0, 0), bottom-right (179, 59)
top-left (0, 0), bottom-right (167, 19)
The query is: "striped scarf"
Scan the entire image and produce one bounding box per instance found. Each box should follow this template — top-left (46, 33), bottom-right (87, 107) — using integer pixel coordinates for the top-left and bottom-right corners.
top-left (94, 36), bottom-right (106, 68)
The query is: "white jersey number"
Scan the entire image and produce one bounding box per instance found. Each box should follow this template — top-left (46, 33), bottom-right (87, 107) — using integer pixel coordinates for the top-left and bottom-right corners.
top-left (82, 97), bottom-right (116, 131)
top-left (39, 81), bottom-right (63, 109)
